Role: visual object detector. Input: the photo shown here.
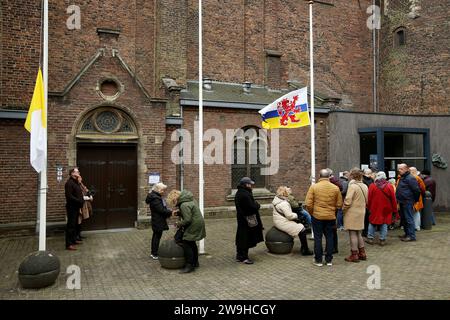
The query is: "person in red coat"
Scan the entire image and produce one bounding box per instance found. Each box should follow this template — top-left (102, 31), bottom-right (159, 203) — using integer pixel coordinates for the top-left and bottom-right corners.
top-left (366, 171), bottom-right (398, 246)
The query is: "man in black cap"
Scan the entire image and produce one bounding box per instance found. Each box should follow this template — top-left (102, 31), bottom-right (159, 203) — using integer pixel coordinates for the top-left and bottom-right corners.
top-left (234, 177), bottom-right (264, 264)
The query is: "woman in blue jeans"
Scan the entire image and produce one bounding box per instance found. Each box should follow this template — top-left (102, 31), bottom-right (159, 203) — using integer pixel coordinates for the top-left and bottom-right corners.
top-left (366, 172), bottom-right (398, 246)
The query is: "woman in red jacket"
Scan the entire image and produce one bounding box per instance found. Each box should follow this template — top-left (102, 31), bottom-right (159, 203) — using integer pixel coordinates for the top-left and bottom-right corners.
top-left (367, 171), bottom-right (398, 246)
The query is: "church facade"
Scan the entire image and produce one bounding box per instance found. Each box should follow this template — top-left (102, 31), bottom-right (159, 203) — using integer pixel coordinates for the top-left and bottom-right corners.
top-left (0, 0), bottom-right (448, 235)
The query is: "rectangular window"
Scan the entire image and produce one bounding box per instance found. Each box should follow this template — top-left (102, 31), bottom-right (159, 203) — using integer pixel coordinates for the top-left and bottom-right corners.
top-left (265, 50), bottom-right (282, 89)
top-left (384, 132), bottom-right (426, 171)
top-left (359, 128), bottom-right (430, 173)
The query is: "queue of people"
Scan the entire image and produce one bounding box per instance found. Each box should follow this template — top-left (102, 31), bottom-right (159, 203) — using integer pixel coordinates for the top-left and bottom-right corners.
top-left (64, 162), bottom-right (436, 270)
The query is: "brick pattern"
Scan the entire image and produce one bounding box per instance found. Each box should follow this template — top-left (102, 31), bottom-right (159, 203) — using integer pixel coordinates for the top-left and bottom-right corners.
top-left (0, 0), bottom-right (42, 109)
top-left (2, 0), bottom-right (446, 230)
top-left (186, 0), bottom-right (374, 109)
top-left (44, 53), bottom-right (166, 223)
top-left (181, 107), bottom-right (328, 207)
top-left (379, 0), bottom-right (450, 114)
top-left (0, 120), bottom-right (38, 224)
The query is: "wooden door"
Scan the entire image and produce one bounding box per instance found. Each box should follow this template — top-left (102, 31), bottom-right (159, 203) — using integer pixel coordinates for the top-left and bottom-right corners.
top-left (77, 144), bottom-right (137, 230)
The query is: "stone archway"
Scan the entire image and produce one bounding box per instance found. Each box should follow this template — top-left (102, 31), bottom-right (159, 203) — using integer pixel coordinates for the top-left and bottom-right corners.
top-left (75, 107), bottom-right (139, 230)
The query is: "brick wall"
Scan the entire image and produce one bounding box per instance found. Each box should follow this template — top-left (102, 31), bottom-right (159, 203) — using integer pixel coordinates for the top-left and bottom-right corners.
top-left (44, 52), bottom-right (166, 223)
top-left (379, 0), bottom-right (450, 114)
top-left (0, 0), bottom-right (42, 109)
top-left (0, 120), bottom-right (38, 224)
top-left (6, 0), bottom-right (446, 230)
top-left (1, 1), bottom-right (374, 110)
top-left (181, 106), bottom-right (329, 207)
top-left (185, 0), bottom-right (373, 110)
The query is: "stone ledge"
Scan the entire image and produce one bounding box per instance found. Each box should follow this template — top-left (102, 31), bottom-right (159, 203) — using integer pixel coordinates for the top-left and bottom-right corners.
top-left (226, 188), bottom-right (275, 201)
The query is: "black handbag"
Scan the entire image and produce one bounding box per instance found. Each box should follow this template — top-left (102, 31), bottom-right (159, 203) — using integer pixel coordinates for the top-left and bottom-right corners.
top-left (174, 227), bottom-right (184, 243)
top-left (245, 214), bottom-right (258, 228)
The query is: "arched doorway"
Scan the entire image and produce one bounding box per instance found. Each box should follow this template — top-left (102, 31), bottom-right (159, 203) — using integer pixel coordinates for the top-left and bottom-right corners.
top-left (76, 107), bottom-right (139, 230)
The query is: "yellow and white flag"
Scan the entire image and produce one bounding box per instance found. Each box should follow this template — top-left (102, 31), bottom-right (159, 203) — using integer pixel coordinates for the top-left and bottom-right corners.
top-left (24, 68), bottom-right (46, 173)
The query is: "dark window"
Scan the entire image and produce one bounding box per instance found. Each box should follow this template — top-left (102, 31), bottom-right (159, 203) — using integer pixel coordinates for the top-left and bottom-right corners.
top-left (265, 50), bottom-right (282, 89)
top-left (231, 126), bottom-right (267, 188)
top-left (384, 132), bottom-right (425, 171)
top-left (394, 28), bottom-right (406, 47)
top-left (360, 133), bottom-right (377, 169)
top-left (359, 128), bottom-right (430, 174)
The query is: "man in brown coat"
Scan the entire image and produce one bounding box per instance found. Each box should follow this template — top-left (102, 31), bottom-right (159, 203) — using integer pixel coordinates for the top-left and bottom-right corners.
top-left (305, 169), bottom-right (343, 266)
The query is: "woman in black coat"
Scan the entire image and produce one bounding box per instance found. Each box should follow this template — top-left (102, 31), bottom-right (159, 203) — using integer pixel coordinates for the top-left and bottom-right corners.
top-left (145, 183), bottom-right (174, 259)
top-left (234, 177), bottom-right (264, 264)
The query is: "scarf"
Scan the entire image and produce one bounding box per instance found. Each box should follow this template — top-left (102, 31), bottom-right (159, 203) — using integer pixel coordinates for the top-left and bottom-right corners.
top-left (375, 178), bottom-right (388, 190)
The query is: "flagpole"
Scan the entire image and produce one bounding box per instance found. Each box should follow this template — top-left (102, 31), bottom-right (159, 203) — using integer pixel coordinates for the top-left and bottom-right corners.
top-left (18, 0), bottom-right (59, 290)
top-left (38, 0), bottom-right (48, 251)
top-left (308, 1), bottom-right (316, 241)
top-left (309, 1), bottom-right (316, 185)
top-left (198, 0), bottom-right (205, 254)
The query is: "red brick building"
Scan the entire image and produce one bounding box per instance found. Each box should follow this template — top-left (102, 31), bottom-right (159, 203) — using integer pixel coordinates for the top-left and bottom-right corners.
top-left (1, 0), bottom-right (448, 235)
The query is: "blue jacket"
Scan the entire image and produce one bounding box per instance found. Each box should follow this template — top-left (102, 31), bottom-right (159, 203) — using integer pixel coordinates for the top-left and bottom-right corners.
top-left (396, 172), bottom-right (420, 205)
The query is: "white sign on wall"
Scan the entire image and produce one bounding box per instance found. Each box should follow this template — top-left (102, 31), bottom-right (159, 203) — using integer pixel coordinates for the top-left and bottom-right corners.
top-left (148, 172), bottom-right (160, 185)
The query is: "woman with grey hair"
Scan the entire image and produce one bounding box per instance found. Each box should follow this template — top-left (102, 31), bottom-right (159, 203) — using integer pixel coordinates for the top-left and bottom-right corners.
top-left (367, 171), bottom-right (398, 246)
top-left (146, 183), bottom-right (175, 259)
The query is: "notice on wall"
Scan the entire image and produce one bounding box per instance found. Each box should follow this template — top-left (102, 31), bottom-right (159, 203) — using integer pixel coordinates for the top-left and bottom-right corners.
top-left (361, 164), bottom-right (369, 170)
top-left (148, 172), bottom-right (160, 185)
top-left (370, 154), bottom-right (378, 170)
top-left (388, 171), bottom-right (396, 178)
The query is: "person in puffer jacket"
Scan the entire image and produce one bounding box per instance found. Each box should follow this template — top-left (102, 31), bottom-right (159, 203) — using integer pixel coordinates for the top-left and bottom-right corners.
top-left (272, 186), bottom-right (313, 256)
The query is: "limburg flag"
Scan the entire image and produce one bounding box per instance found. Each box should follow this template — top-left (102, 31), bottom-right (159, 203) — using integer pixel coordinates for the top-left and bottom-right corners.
top-left (258, 87), bottom-right (310, 129)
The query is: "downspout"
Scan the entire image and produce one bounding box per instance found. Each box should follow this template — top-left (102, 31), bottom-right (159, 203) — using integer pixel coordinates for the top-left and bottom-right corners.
top-left (179, 104), bottom-right (184, 191)
top-left (372, 0), bottom-right (377, 113)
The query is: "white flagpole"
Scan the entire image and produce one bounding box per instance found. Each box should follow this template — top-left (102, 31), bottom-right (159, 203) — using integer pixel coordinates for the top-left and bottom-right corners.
top-left (309, 1), bottom-right (316, 185)
top-left (198, 0), bottom-right (205, 254)
top-left (308, 1), bottom-right (315, 240)
top-left (38, 0), bottom-right (48, 251)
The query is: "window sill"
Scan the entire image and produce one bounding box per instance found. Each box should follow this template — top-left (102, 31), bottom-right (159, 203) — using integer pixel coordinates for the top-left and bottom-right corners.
top-left (226, 188), bottom-right (275, 201)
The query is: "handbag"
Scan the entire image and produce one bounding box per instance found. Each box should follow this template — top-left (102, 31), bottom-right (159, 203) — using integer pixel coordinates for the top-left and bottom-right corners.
top-left (245, 214), bottom-right (258, 228)
top-left (174, 227), bottom-right (184, 243)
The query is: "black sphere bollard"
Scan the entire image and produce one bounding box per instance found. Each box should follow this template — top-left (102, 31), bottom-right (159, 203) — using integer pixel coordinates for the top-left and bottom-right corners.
top-left (265, 226), bottom-right (294, 254)
top-left (158, 239), bottom-right (186, 269)
top-left (18, 251), bottom-right (60, 289)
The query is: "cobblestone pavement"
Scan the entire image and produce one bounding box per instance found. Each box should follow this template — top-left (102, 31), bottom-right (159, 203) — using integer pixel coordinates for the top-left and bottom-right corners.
top-left (1, 214), bottom-right (449, 300)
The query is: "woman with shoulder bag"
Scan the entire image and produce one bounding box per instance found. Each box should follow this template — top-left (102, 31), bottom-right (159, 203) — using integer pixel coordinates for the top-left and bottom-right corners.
top-left (167, 189), bottom-right (206, 274)
top-left (343, 168), bottom-right (369, 263)
top-left (234, 177), bottom-right (264, 264)
top-left (367, 172), bottom-right (398, 246)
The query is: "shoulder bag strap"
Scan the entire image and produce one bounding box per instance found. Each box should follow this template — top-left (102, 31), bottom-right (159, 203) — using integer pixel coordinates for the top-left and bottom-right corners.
top-left (355, 183), bottom-right (368, 205)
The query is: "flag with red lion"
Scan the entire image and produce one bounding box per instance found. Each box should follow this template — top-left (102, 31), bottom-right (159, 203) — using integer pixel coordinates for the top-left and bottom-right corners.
top-left (258, 87), bottom-right (310, 129)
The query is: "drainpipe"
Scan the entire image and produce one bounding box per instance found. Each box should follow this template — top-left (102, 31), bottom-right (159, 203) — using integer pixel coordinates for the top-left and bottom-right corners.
top-left (179, 104), bottom-right (184, 191)
top-left (373, 0), bottom-right (377, 113)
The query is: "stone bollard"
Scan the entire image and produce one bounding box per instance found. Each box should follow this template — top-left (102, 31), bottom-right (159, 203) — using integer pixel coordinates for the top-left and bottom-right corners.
top-left (265, 226), bottom-right (294, 254)
top-left (18, 251), bottom-right (60, 289)
top-left (421, 191), bottom-right (433, 230)
top-left (158, 239), bottom-right (186, 269)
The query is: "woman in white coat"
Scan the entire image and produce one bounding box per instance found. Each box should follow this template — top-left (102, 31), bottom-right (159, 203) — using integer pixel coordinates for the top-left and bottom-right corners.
top-left (272, 186), bottom-right (313, 255)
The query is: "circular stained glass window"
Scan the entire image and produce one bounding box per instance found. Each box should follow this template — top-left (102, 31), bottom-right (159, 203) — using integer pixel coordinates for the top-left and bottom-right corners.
top-left (95, 110), bottom-right (120, 133)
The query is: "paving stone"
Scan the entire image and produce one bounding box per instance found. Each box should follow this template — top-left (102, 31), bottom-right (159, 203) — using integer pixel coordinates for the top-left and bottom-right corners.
top-left (1, 214), bottom-right (449, 299)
